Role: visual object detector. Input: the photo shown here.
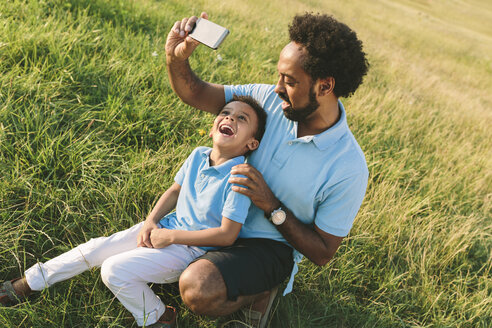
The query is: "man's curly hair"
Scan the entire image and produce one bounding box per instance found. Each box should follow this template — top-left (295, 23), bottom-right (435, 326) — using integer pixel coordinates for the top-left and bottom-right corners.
top-left (289, 13), bottom-right (369, 98)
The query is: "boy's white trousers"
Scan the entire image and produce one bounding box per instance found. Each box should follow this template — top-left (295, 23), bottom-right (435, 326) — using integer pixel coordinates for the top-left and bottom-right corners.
top-left (24, 222), bottom-right (205, 326)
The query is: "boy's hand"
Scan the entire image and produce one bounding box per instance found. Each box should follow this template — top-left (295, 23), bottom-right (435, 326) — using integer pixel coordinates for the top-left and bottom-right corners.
top-left (165, 12), bottom-right (208, 63)
top-left (150, 228), bottom-right (174, 248)
top-left (137, 220), bottom-right (159, 248)
top-left (229, 164), bottom-right (281, 216)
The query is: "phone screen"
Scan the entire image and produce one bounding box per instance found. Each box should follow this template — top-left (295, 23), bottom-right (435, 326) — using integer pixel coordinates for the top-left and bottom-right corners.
top-left (189, 18), bottom-right (230, 49)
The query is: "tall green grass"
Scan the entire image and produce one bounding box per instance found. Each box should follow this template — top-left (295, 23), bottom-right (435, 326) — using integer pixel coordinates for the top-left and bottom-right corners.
top-left (1, 0), bottom-right (490, 327)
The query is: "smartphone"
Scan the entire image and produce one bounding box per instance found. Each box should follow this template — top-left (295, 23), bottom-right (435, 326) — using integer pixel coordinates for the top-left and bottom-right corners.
top-left (189, 18), bottom-right (230, 50)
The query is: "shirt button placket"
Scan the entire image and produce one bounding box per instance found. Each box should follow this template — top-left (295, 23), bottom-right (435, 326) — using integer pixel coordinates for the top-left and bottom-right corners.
top-left (197, 172), bottom-right (207, 192)
top-left (272, 140), bottom-right (297, 168)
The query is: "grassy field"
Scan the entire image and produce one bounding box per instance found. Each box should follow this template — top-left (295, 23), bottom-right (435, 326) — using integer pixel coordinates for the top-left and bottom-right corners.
top-left (1, 0), bottom-right (490, 327)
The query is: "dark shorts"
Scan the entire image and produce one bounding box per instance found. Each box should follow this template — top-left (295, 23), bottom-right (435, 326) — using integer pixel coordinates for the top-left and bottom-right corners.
top-left (195, 238), bottom-right (293, 301)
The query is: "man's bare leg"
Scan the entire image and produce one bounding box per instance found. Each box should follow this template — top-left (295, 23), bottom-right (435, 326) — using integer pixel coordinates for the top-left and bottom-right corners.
top-left (179, 259), bottom-right (272, 317)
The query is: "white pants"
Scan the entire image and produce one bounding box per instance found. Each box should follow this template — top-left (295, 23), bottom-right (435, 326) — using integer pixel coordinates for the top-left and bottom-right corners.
top-left (24, 222), bottom-right (206, 326)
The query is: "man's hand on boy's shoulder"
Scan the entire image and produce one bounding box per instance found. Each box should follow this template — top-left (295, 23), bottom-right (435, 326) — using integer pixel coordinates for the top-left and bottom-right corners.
top-left (229, 164), bottom-right (281, 216)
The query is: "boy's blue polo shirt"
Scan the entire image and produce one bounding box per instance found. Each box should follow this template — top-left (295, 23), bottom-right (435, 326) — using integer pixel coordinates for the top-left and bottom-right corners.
top-left (225, 84), bottom-right (369, 294)
top-left (159, 146), bottom-right (251, 251)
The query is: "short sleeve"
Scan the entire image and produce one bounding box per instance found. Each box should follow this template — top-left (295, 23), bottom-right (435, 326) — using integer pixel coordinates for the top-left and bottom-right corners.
top-left (314, 172), bottom-right (368, 237)
top-left (221, 175), bottom-right (252, 224)
top-left (174, 148), bottom-right (200, 185)
top-left (224, 84), bottom-right (276, 109)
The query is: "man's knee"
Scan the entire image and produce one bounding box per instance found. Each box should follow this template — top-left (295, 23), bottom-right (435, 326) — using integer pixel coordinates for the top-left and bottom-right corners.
top-left (179, 259), bottom-right (227, 315)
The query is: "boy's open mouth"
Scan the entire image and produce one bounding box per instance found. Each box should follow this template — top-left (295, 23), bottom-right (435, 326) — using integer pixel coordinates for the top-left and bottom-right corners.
top-left (219, 124), bottom-right (234, 136)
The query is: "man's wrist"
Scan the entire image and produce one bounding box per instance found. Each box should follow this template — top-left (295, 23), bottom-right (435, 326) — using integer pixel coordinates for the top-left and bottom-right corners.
top-left (264, 200), bottom-right (282, 218)
top-left (268, 205), bottom-right (287, 226)
top-left (166, 54), bottom-right (189, 66)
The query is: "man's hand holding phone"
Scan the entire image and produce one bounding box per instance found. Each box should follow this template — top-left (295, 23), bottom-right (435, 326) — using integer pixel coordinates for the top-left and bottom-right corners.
top-left (165, 12), bottom-right (228, 112)
top-left (166, 12), bottom-right (229, 63)
top-left (165, 13), bottom-right (206, 62)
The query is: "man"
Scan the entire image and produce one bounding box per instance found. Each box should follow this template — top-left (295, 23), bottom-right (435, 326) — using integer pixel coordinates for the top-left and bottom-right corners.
top-left (165, 12), bottom-right (369, 327)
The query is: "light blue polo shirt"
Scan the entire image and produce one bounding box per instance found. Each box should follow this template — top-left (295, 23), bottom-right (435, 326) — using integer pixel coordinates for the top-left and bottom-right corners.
top-left (159, 146), bottom-right (251, 251)
top-left (225, 84), bottom-right (368, 294)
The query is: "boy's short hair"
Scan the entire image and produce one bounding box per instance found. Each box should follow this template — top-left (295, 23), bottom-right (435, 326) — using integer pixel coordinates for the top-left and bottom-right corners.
top-left (223, 95), bottom-right (267, 143)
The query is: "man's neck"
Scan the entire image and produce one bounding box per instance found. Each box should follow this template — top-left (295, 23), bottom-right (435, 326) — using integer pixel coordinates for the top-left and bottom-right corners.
top-left (297, 100), bottom-right (340, 138)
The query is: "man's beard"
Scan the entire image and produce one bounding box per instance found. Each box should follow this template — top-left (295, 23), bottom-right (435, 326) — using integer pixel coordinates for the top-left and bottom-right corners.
top-left (279, 85), bottom-right (320, 122)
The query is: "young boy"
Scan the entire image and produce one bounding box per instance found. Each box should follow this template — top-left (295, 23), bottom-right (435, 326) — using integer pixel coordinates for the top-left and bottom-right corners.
top-left (0, 95), bottom-right (267, 328)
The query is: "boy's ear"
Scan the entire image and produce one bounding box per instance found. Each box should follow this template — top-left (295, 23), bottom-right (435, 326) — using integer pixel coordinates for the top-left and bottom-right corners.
top-left (246, 138), bottom-right (260, 151)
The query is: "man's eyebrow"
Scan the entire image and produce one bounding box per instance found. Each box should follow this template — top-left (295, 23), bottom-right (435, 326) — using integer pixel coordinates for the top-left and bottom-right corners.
top-left (279, 72), bottom-right (298, 81)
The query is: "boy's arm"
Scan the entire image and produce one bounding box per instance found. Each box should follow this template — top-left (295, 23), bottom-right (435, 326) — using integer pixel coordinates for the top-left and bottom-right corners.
top-left (165, 12), bottom-right (226, 114)
top-left (149, 216), bottom-right (242, 249)
top-left (137, 182), bottom-right (181, 248)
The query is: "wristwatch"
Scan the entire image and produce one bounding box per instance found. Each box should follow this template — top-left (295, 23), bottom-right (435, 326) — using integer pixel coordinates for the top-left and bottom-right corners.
top-left (269, 207), bottom-right (286, 226)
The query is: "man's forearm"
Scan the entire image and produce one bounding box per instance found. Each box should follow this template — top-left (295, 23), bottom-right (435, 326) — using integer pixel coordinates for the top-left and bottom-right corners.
top-left (229, 164), bottom-right (344, 266)
top-left (166, 57), bottom-right (225, 113)
top-left (165, 13), bottom-right (226, 113)
top-left (271, 205), bottom-right (343, 266)
top-left (166, 58), bottom-right (204, 107)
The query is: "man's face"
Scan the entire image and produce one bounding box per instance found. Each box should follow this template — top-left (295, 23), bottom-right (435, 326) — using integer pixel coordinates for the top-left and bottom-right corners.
top-left (210, 101), bottom-right (259, 154)
top-left (274, 42), bottom-right (320, 122)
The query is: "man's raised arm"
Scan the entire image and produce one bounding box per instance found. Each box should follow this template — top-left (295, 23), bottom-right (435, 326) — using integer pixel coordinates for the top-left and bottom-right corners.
top-left (165, 12), bottom-right (226, 114)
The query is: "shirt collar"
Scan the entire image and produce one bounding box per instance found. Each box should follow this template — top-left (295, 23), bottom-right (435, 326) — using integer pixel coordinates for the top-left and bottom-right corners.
top-left (311, 100), bottom-right (349, 150)
top-left (201, 148), bottom-right (245, 176)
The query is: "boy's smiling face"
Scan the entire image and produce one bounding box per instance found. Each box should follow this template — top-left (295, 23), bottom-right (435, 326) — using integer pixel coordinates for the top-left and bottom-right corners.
top-left (210, 101), bottom-right (260, 156)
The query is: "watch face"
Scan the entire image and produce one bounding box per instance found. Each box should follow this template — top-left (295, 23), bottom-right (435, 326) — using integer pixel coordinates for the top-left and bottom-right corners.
top-left (272, 209), bottom-right (286, 225)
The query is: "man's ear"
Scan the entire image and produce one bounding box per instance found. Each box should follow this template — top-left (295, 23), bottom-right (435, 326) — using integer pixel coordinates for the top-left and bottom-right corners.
top-left (246, 138), bottom-right (260, 151)
top-left (318, 77), bottom-right (335, 96)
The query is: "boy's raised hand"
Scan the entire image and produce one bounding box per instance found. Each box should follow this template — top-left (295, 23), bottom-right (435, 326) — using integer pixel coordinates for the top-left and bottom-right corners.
top-left (165, 12), bottom-right (208, 62)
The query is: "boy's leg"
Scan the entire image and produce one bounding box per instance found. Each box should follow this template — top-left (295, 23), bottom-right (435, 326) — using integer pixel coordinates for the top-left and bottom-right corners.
top-left (100, 244), bottom-right (205, 327)
top-left (24, 222), bottom-right (145, 291)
